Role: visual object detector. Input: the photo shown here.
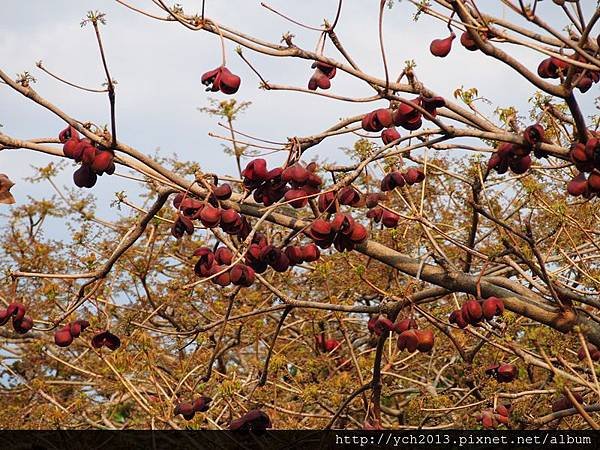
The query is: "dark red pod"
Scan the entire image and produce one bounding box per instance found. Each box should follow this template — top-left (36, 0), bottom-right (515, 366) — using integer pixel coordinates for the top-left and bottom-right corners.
top-left (381, 127), bottom-right (401, 145)
top-left (199, 205), bottom-right (221, 228)
top-left (397, 329), bottom-right (419, 352)
top-left (70, 319), bottom-right (90, 338)
top-left (230, 263), bottom-right (255, 287)
top-left (430, 33), bottom-right (455, 57)
top-left (215, 247), bottom-right (234, 265)
top-left (449, 309), bottom-right (468, 329)
top-left (91, 330), bottom-right (121, 351)
top-left (482, 297), bottom-right (504, 320)
top-left (415, 329), bottom-right (434, 352)
top-left (73, 164), bottom-right (97, 189)
top-left (284, 245), bottom-right (304, 265)
top-left (213, 183), bottom-right (232, 200)
top-left (6, 303), bottom-right (26, 322)
top-left (300, 243), bottom-right (320, 262)
top-left (394, 318), bottom-right (417, 333)
top-left (192, 396), bottom-right (212, 413)
top-left (13, 316), bottom-right (33, 334)
top-left (461, 300), bottom-right (483, 324)
top-left (229, 409), bottom-right (272, 431)
top-left (497, 364), bottom-right (518, 382)
top-left (373, 317), bottom-right (395, 336)
top-left (174, 402), bottom-right (196, 420)
top-left (54, 326), bottom-right (74, 347)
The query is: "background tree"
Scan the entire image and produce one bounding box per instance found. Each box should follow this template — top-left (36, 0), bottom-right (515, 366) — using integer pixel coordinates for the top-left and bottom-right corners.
top-left (0, 0), bottom-right (599, 430)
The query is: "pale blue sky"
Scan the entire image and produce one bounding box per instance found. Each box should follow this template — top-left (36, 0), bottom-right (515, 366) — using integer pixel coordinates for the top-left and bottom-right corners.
top-left (0, 1), bottom-right (597, 210)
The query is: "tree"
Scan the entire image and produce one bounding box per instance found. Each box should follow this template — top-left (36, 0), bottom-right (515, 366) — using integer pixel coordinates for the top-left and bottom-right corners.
top-left (0, 0), bottom-right (599, 430)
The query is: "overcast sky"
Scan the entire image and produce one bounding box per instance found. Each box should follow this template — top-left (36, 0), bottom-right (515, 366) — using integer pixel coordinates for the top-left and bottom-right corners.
top-left (0, 1), bottom-right (597, 214)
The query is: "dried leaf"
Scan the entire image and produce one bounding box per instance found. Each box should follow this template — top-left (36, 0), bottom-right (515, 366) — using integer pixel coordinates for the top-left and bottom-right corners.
top-left (0, 174), bottom-right (15, 204)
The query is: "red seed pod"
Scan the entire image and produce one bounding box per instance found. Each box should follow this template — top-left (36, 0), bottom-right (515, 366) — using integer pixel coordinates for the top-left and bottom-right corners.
top-left (174, 402), bottom-right (196, 420)
top-left (578, 343), bottom-right (600, 361)
top-left (309, 218), bottom-right (333, 240)
top-left (552, 394), bottom-right (584, 412)
top-left (63, 138), bottom-right (80, 159)
top-left (318, 191), bottom-right (336, 213)
top-left (365, 193), bottom-right (385, 208)
top-left (230, 263), bottom-right (255, 287)
top-left (415, 329), bottom-right (434, 352)
top-left (284, 245), bottom-right (304, 265)
top-left (192, 396), bottom-right (212, 413)
top-left (73, 164), bottom-right (97, 189)
top-left (567, 173), bottom-right (589, 197)
top-left (213, 183), bottom-right (232, 200)
top-left (171, 214), bottom-right (194, 239)
top-left (508, 155), bottom-right (531, 175)
top-left (338, 186), bottom-right (361, 206)
top-left (324, 338), bottom-right (341, 353)
top-left (58, 125), bottom-right (80, 143)
top-left (54, 326), bottom-right (74, 347)
top-left (461, 300), bottom-right (483, 324)
top-left (199, 205), bottom-right (221, 228)
top-left (381, 210), bottom-right (399, 228)
top-left (366, 207), bottom-right (384, 223)
top-left (403, 168), bottom-right (425, 185)
top-left (481, 297), bottom-right (505, 320)
top-left (91, 330), bottom-right (121, 351)
top-left (524, 124), bottom-right (545, 147)
top-left (13, 316), bottom-right (33, 334)
top-left (397, 329), bottom-right (419, 352)
top-left (394, 101), bottom-right (420, 125)
top-left (90, 150), bottom-right (114, 174)
top-left (394, 318), bottom-right (417, 334)
top-left (209, 264), bottom-right (231, 287)
top-left (430, 33), bottom-right (456, 57)
top-left (6, 303), bottom-right (26, 322)
top-left (497, 364), bottom-right (518, 382)
top-left (214, 247), bottom-right (234, 265)
top-left (229, 409), bottom-right (272, 431)
top-left (460, 31), bottom-right (478, 51)
top-left (381, 127), bottom-right (401, 145)
top-left (348, 223), bottom-right (368, 243)
top-left (587, 172), bottom-right (600, 193)
top-left (242, 159), bottom-right (268, 182)
top-left (372, 317), bottom-right (395, 336)
top-left (69, 319), bottom-right (90, 338)
top-left (284, 189), bottom-right (309, 208)
top-left (480, 410), bottom-right (496, 429)
top-left (300, 243), bottom-right (320, 262)
top-left (449, 310), bottom-right (468, 328)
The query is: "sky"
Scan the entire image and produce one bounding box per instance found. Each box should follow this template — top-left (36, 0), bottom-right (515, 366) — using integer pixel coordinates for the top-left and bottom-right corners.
top-left (0, 0), bottom-right (597, 218)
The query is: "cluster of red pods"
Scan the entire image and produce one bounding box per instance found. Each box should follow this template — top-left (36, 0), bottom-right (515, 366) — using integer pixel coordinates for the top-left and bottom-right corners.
top-left (567, 133), bottom-right (600, 197)
top-left (59, 126), bottom-right (115, 188)
top-left (170, 183), bottom-right (249, 239)
top-left (361, 96), bottom-right (445, 137)
top-left (242, 160), bottom-right (322, 208)
top-left (308, 213), bottom-right (368, 252)
top-left (487, 124), bottom-right (548, 176)
top-left (477, 404), bottom-right (512, 429)
top-left (54, 319), bottom-right (90, 347)
top-left (429, 30), bottom-right (492, 58)
top-left (449, 297), bottom-right (504, 328)
top-left (0, 302), bottom-right (33, 334)
top-left (368, 316), bottom-right (435, 353)
top-left (174, 396), bottom-right (212, 421)
top-left (538, 54), bottom-right (600, 93)
top-left (193, 233), bottom-right (321, 288)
